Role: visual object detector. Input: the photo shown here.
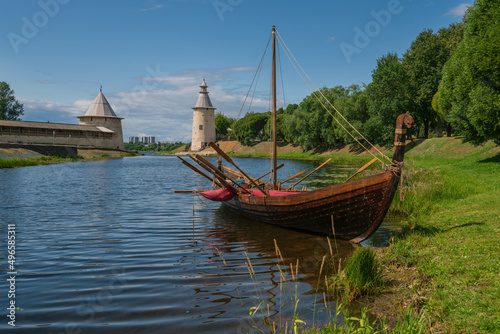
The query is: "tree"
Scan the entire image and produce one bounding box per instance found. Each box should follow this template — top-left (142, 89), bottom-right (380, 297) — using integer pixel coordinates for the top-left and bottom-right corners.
top-left (365, 53), bottom-right (411, 145)
top-left (215, 112), bottom-right (233, 139)
top-left (332, 84), bottom-right (369, 145)
top-left (0, 82), bottom-right (24, 120)
top-left (231, 112), bottom-right (270, 145)
top-left (439, 0), bottom-right (500, 145)
top-left (288, 86), bottom-right (349, 150)
top-left (403, 29), bottom-right (447, 138)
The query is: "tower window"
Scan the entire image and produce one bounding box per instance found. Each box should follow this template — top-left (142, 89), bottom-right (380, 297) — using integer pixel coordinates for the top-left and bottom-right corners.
top-left (199, 125), bottom-right (203, 130)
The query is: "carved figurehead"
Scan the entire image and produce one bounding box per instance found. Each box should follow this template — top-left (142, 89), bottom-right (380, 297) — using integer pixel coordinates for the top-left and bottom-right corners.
top-left (392, 111), bottom-right (414, 168)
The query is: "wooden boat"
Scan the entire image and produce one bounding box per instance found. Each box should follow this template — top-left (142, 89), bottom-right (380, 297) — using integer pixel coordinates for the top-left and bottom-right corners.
top-left (180, 26), bottom-right (414, 243)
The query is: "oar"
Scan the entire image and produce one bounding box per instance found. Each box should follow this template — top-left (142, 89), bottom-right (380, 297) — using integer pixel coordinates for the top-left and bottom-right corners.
top-left (281, 170), bottom-right (306, 184)
top-left (177, 156), bottom-right (222, 187)
top-left (255, 163), bottom-right (284, 181)
top-left (209, 142), bottom-right (268, 195)
top-left (194, 154), bottom-right (250, 194)
top-left (174, 190), bottom-right (209, 193)
top-left (181, 155), bottom-right (238, 193)
top-left (189, 155), bottom-right (225, 179)
top-left (291, 158), bottom-right (332, 188)
top-left (343, 157), bottom-right (378, 183)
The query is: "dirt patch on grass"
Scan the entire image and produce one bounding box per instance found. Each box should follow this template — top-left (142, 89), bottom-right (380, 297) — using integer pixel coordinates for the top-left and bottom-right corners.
top-left (358, 262), bottom-right (426, 329)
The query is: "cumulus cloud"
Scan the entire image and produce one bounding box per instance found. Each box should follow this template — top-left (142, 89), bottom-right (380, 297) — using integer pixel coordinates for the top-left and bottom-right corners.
top-left (444, 3), bottom-right (471, 17)
top-left (19, 66), bottom-right (274, 142)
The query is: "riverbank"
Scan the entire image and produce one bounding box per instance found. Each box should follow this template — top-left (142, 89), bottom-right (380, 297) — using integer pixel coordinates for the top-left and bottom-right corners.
top-left (371, 140), bottom-right (499, 333)
top-left (0, 146), bottom-right (138, 168)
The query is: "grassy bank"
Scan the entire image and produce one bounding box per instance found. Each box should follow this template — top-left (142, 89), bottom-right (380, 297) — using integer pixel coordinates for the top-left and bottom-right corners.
top-left (373, 141), bottom-right (500, 333)
top-left (0, 150), bottom-right (139, 168)
top-left (0, 155), bottom-right (84, 168)
top-left (311, 138), bottom-right (499, 333)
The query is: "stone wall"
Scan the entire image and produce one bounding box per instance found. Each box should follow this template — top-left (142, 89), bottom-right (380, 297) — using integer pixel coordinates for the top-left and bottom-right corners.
top-left (0, 143), bottom-right (78, 157)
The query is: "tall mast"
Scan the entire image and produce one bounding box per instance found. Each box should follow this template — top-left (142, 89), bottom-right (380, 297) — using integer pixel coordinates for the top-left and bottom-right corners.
top-left (272, 26), bottom-right (277, 189)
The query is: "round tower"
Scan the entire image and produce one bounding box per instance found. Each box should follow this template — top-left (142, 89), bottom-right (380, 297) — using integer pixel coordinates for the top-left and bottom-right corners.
top-left (191, 79), bottom-right (216, 151)
top-left (77, 88), bottom-right (124, 150)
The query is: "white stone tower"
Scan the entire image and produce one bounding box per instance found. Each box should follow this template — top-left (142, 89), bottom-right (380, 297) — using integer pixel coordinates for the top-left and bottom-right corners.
top-left (191, 79), bottom-right (216, 151)
top-left (77, 87), bottom-right (124, 150)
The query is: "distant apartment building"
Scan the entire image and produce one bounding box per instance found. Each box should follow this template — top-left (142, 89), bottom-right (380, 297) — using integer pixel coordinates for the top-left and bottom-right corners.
top-left (142, 136), bottom-right (155, 144)
top-left (129, 136), bottom-right (140, 143)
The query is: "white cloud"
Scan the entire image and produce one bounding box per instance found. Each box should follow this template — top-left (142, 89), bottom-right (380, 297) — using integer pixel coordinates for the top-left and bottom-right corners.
top-left (444, 3), bottom-right (471, 17)
top-left (19, 66), bottom-right (275, 143)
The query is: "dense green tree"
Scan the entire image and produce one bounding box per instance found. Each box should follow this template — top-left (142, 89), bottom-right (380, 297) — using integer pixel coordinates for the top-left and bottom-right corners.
top-left (439, 0), bottom-right (500, 145)
top-left (403, 29), bottom-right (446, 138)
top-left (434, 23), bottom-right (465, 136)
top-left (231, 111), bottom-right (270, 145)
top-left (0, 81), bottom-right (24, 120)
top-left (332, 84), bottom-right (369, 144)
top-left (123, 141), bottom-right (185, 152)
top-left (288, 86), bottom-right (348, 150)
top-left (364, 53), bottom-right (411, 145)
top-left (264, 112), bottom-right (292, 142)
top-left (215, 112), bottom-right (233, 139)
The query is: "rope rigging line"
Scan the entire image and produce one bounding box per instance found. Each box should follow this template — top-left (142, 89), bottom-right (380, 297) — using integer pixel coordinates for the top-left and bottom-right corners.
top-left (275, 36), bottom-right (382, 164)
top-left (236, 34), bottom-right (271, 142)
top-left (275, 29), bottom-right (392, 164)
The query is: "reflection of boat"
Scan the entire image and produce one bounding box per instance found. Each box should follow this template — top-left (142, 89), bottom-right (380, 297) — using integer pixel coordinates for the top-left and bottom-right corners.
top-left (181, 26), bottom-right (413, 243)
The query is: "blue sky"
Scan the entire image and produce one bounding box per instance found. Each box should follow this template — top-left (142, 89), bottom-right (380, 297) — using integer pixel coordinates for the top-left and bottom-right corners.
top-left (1, 0), bottom-right (470, 142)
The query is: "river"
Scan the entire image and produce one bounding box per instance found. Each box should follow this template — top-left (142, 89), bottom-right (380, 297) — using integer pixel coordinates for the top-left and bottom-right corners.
top-left (0, 155), bottom-right (400, 333)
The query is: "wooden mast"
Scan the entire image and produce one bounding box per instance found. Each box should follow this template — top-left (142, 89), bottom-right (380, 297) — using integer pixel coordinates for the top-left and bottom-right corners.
top-left (272, 25), bottom-right (277, 189)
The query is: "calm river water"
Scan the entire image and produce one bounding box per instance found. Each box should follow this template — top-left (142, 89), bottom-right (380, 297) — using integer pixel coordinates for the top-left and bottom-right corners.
top-left (0, 155), bottom-right (400, 333)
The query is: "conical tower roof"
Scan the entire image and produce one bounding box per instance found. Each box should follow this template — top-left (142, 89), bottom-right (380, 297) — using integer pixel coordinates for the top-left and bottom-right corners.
top-left (82, 89), bottom-right (119, 117)
top-left (193, 79), bottom-right (215, 109)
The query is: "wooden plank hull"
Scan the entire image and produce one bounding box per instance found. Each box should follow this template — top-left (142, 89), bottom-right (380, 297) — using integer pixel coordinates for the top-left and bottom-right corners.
top-left (219, 171), bottom-right (399, 242)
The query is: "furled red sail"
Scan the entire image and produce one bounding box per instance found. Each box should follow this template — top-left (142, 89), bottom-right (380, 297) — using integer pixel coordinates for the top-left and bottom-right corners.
top-left (199, 188), bottom-right (236, 201)
top-left (199, 188), bottom-right (302, 202)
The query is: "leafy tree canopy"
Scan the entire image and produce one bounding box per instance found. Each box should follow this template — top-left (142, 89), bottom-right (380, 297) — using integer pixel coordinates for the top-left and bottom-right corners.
top-left (439, 0), bottom-right (500, 144)
top-left (215, 112), bottom-right (233, 139)
top-left (0, 81), bottom-right (24, 120)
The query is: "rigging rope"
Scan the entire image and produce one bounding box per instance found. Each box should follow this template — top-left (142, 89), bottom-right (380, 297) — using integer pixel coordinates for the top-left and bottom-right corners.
top-left (275, 30), bottom-right (391, 164)
top-left (236, 34), bottom-right (271, 121)
top-left (237, 35), bottom-right (271, 143)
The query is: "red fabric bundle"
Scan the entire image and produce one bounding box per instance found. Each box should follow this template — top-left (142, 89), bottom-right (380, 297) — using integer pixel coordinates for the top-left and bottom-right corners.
top-left (199, 188), bottom-right (236, 201)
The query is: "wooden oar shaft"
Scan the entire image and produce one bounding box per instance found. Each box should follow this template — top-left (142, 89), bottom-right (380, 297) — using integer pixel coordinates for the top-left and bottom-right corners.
top-left (209, 142), bottom-right (268, 195)
top-left (183, 155), bottom-right (237, 192)
top-left (255, 163), bottom-right (284, 181)
top-left (174, 190), bottom-right (209, 193)
top-left (291, 158), bottom-right (332, 188)
top-left (343, 157), bottom-right (378, 183)
top-left (194, 154), bottom-right (248, 194)
top-left (281, 170), bottom-right (306, 184)
top-left (177, 156), bottom-right (216, 184)
top-left (194, 154), bottom-right (222, 175)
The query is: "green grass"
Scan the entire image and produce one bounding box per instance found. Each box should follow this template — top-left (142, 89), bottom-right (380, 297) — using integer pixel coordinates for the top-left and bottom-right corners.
top-left (378, 146), bottom-right (500, 333)
top-left (0, 155), bottom-right (84, 168)
top-left (0, 152), bottom-right (139, 168)
top-left (327, 247), bottom-right (384, 303)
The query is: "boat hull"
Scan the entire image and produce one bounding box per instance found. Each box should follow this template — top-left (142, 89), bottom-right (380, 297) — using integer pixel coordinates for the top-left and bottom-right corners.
top-left (219, 171), bottom-right (399, 242)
